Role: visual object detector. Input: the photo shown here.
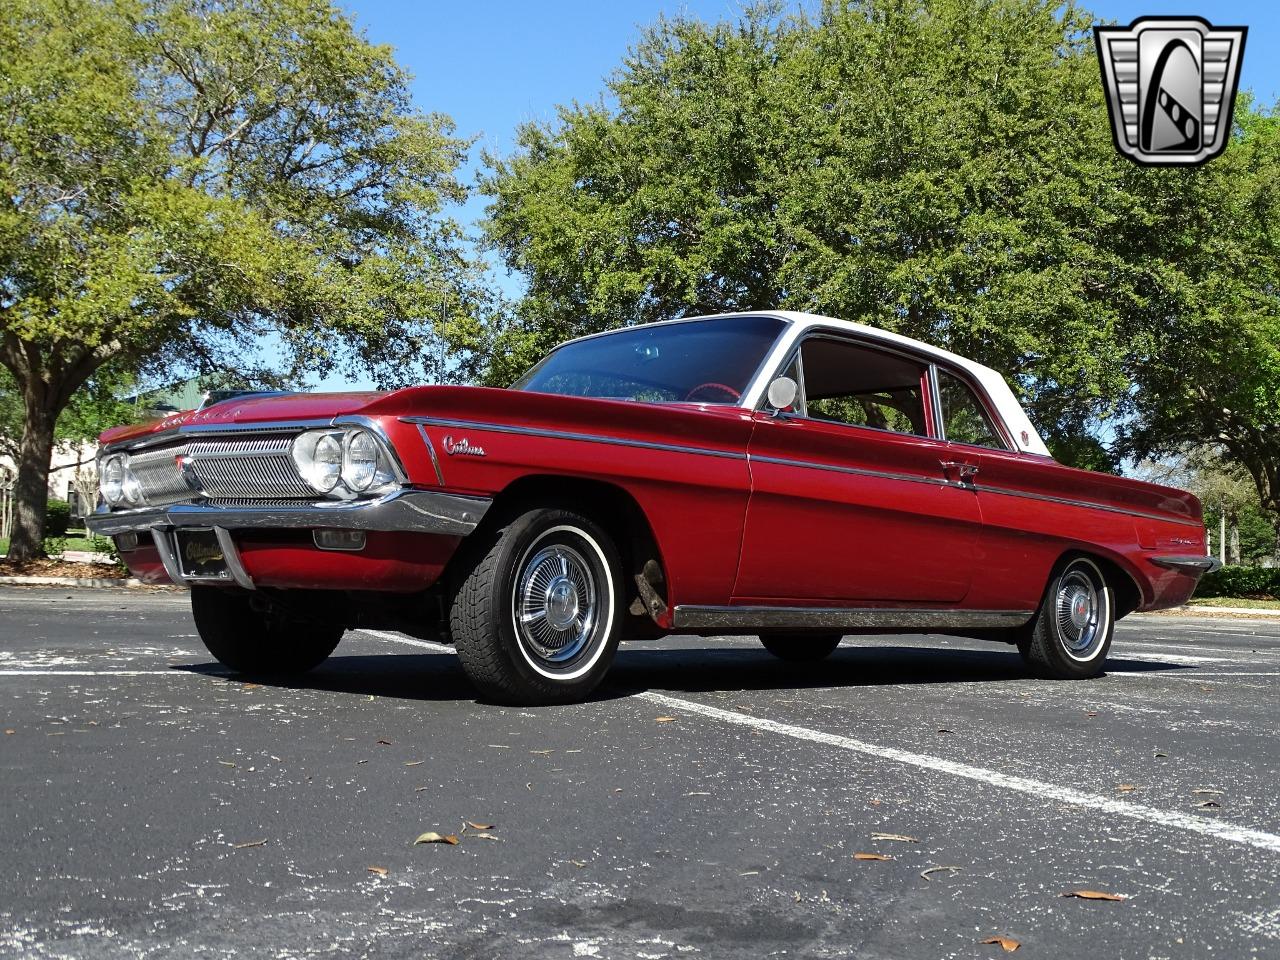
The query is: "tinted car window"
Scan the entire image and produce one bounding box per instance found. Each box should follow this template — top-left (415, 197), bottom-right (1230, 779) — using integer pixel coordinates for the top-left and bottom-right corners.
top-left (514, 315), bottom-right (786, 403)
top-left (798, 337), bottom-right (928, 436)
top-left (938, 370), bottom-right (1006, 449)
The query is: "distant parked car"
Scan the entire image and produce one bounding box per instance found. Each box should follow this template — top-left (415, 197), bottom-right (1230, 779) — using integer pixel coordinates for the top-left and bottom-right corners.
top-left (88, 312), bottom-right (1216, 704)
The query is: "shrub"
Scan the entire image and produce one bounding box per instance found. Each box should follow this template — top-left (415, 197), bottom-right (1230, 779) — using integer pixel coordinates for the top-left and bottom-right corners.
top-left (45, 499), bottom-right (71, 538)
top-left (1195, 565), bottom-right (1280, 599)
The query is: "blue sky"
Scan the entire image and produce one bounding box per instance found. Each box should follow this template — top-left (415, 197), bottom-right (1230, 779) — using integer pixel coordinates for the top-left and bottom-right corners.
top-left (309, 0), bottom-right (1279, 390)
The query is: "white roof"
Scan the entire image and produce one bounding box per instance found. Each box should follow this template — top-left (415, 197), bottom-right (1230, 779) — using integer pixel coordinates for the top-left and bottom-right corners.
top-left (572, 310), bottom-right (1050, 456)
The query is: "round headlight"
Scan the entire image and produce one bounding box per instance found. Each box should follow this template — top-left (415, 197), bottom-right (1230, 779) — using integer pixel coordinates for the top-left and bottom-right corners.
top-left (121, 465), bottom-right (144, 505)
top-left (342, 430), bottom-right (380, 492)
top-left (291, 431), bottom-right (342, 494)
top-left (101, 456), bottom-right (125, 505)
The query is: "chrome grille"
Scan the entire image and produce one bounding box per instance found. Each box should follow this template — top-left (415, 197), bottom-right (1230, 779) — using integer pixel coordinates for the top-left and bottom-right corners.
top-left (125, 434), bottom-right (316, 504)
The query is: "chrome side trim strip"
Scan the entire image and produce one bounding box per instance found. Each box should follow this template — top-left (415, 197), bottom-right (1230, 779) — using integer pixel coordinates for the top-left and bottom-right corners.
top-left (1151, 555), bottom-right (1222, 573)
top-left (749, 453), bottom-right (964, 490)
top-left (399, 416), bottom-right (746, 461)
top-left (87, 489), bottom-right (491, 538)
top-left (672, 605), bottom-right (1036, 631)
top-left (415, 423), bottom-right (446, 485)
top-left (214, 527), bottom-right (256, 591)
top-left (970, 483), bottom-right (1204, 528)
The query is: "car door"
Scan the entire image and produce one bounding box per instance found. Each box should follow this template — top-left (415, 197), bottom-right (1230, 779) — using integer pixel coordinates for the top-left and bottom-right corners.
top-left (734, 334), bottom-right (982, 605)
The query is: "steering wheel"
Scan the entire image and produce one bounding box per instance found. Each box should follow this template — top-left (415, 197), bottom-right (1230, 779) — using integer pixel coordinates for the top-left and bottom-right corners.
top-left (683, 382), bottom-right (741, 403)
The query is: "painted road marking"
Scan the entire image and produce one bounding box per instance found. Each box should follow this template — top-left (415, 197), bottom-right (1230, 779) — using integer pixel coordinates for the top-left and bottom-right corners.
top-left (0, 669), bottom-right (202, 676)
top-left (357, 629), bottom-right (453, 652)
top-left (636, 691), bottom-right (1280, 855)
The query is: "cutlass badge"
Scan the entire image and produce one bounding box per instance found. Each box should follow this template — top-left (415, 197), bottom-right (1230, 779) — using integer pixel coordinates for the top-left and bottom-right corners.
top-left (442, 436), bottom-right (486, 457)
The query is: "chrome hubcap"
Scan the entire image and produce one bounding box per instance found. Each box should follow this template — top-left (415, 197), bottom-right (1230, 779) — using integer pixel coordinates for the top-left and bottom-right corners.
top-left (1055, 568), bottom-right (1103, 659)
top-left (516, 544), bottom-right (597, 664)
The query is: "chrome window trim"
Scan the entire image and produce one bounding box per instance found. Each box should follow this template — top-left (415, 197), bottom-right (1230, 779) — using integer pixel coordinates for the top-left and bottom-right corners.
top-left (672, 605), bottom-right (1035, 631)
top-left (399, 416), bottom-right (748, 461)
top-left (750, 453), bottom-right (967, 490)
top-left (932, 365), bottom-right (1016, 452)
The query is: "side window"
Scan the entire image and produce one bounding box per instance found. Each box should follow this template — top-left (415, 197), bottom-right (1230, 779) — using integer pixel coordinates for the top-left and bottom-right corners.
top-left (937, 370), bottom-right (1006, 449)
top-left (797, 337), bottom-right (928, 437)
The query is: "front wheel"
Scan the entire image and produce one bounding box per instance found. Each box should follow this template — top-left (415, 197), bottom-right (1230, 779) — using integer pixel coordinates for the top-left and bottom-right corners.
top-left (1018, 556), bottom-right (1114, 679)
top-left (759, 633), bottom-right (843, 662)
top-left (450, 507), bottom-right (623, 705)
top-left (191, 587), bottom-right (344, 675)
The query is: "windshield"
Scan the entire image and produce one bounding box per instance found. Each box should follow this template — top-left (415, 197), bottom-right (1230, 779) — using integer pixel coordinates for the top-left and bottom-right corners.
top-left (513, 315), bottom-right (786, 404)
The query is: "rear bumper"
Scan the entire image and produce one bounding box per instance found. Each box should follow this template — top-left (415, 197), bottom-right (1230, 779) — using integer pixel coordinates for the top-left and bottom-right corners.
top-left (85, 489), bottom-right (491, 538)
top-left (1151, 555), bottom-right (1222, 575)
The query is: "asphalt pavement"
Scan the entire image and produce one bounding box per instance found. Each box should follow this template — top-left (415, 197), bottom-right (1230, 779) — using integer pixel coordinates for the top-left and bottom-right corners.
top-left (1, 585), bottom-right (1278, 959)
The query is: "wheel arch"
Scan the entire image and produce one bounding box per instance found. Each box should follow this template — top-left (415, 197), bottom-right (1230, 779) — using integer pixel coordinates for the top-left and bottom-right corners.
top-left (1054, 549), bottom-right (1143, 620)
top-left (462, 474), bottom-right (671, 628)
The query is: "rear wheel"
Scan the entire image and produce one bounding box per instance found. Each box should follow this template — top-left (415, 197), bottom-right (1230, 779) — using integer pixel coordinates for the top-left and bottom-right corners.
top-left (1018, 556), bottom-right (1114, 679)
top-left (759, 633), bottom-right (843, 662)
top-left (190, 587), bottom-right (343, 675)
top-left (450, 507), bottom-right (623, 705)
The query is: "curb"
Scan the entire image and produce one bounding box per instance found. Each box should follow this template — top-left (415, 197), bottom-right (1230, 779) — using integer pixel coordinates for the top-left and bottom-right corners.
top-left (0, 575), bottom-right (177, 590)
top-left (1141, 604), bottom-right (1280, 619)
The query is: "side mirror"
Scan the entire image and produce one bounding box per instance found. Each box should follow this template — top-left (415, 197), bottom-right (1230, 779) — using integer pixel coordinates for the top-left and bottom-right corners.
top-left (766, 376), bottom-right (798, 413)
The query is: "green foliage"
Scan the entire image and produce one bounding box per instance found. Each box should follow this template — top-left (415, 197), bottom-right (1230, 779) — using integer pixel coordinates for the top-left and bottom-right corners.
top-left (1195, 566), bottom-right (1280, 600)
top-left (44, 499), bottom-right (70, 538)
top-left (0, 0), bottom-right (486, 558)
top-left (481, 0), bottom-right (1146, 449)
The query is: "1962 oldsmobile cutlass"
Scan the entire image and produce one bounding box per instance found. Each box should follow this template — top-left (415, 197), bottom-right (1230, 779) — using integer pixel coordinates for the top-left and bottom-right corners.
top-left (87, 312), bottom-right (1217, 704)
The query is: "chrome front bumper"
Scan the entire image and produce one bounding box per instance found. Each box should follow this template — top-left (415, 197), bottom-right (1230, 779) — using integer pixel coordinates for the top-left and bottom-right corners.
top-left (87, 489), bottom-right (492, 591)
top-left (86, 489), bottom-right (492, 538)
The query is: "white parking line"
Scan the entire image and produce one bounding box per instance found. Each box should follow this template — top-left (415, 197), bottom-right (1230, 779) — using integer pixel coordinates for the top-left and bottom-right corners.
top-left (637, 691), bottom-right (1280, 855)
top-left (1109, 671), bottom-right (1280, 679)
top-left (1110, 651), bottom-right (1237, 665)
top-left (357, 629), bottom-right (453, 652)
top-left (0, 670), bottom-right (196, 676)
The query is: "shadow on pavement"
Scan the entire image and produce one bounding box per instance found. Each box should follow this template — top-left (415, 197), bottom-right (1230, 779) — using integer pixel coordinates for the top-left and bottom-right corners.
top-left (172, 642), bottom-right (1193, 704)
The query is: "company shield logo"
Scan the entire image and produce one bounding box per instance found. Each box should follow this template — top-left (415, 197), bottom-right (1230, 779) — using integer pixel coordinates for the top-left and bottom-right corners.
top-left (1095, 17), bottom-right (1247, 166)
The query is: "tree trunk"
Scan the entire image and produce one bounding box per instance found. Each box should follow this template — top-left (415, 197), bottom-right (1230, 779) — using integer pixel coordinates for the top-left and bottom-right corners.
top-left (6, 401), bottom-right (57, 563)
top-left (1228, 513), bottom-right (1240, 566)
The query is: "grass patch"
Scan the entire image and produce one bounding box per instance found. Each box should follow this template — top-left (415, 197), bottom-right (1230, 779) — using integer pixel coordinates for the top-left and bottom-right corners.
top-left (0, 535), bottom-right (114, 556)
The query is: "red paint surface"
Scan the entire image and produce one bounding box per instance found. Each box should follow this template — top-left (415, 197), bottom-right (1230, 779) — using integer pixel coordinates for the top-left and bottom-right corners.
top-left (102, 383), bottom-right (1206, 613)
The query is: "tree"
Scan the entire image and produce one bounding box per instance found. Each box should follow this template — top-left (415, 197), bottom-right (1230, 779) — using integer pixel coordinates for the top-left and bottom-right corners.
top-left (481, 0), bottom-right (1153, 456)
top-left (1115, 107), bottom-right (1280, 556)
top-left (0, 0), bottom-right (482, 561)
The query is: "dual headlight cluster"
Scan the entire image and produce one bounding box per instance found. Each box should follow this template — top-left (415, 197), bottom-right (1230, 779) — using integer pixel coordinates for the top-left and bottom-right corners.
top-left (99, 454), bottom-right (143, 507)
top-left (290, 428), bottom-right (398, 498)
top-left (99, 427), bottom-right (399, 508)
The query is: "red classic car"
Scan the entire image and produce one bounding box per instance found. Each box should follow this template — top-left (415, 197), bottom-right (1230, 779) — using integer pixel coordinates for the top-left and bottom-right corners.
top-left (87, 312), bottom-right (1217, 704)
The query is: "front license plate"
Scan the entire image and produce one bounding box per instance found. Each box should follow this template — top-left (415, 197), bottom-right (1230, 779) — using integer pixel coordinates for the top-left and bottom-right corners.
top-left (175, 529), bottom-right (230, 580)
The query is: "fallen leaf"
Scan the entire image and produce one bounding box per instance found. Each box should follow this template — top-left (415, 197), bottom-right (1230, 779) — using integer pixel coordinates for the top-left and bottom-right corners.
top-left (1061, 889), bottom-right (1126, 901)
top-left (470, 832), bottom-right (502, 840)
top-left (871, 832), bottom-right (918, 843)
top-left (1116, 784), bottom-right (1137, 792)
top-left (414, 786), bottom-right (429, 792)
top-left (936, 728), bottom-right (952, 734)
top-left (1154, 751), bottom-right (1168, 758)
top-left (530, 749), bottom-right (554, 756)
top-left (367, 866), bottom-right (388, 876)
top-left (853, 852), bottom-right (893, 861)
top-left (413, 832), bottom-right (459, 845)
top-left (920, 865), bottom-right (962, 881)
top-left (242, 683), bottom-right (260, 689)
top-left (684, 791), bottom-right (712, 797)
top-left (464, 821), bottom-right (495, 830)
top-left (1194, 800), bottom-right (1221, 809)
top-left (356, 760), bottom-right (368, 765)
top-left (1086, 711), bottom-right (1098, 717)
top-left (4, 729), bottom-right (14, 735)
top-left (376, 739), bottom-right (392, 746)
top-left (570, 860), bottom-right (587, 868)
top-left (404, 760), bottom-right (424, 767)
top-left (488, 744), bottom-right (510, 749)
top-left (1192, 788), bottom-right (1223, 796)
top-left (980, 935), bottom-right (1022, 952)
top-left (655, 716), bottom-right (677, 723)
top-left (217, 760), bottom-right (236, 767)
top-left (232, 839), bottom-right (268, 849)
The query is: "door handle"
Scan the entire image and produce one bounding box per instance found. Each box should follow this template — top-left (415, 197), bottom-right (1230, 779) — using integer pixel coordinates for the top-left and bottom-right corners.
top-left (940, 460), bottom-right (979, 484)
